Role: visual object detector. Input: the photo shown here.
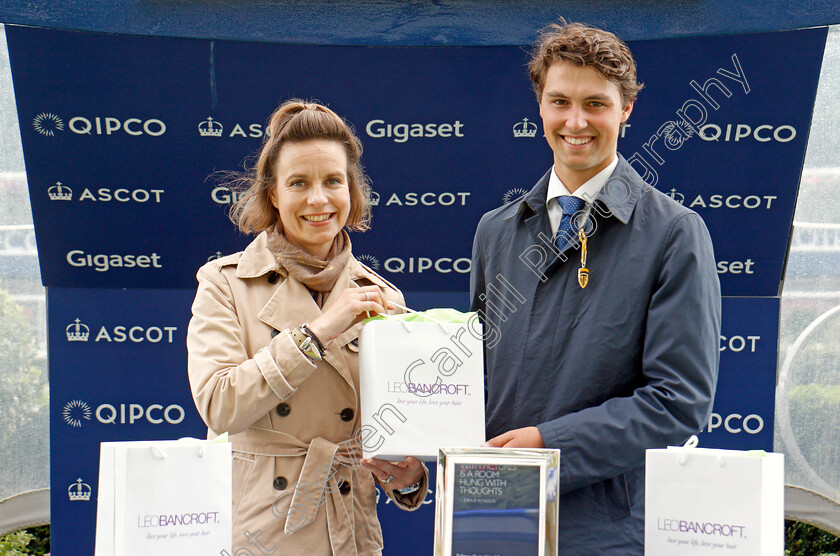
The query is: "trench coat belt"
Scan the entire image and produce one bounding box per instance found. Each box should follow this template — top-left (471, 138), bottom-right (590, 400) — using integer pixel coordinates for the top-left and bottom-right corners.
top-left (238, 426), bottom-right (362, 555)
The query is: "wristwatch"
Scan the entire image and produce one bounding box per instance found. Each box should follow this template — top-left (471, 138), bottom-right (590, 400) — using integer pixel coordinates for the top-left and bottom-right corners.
top-left (291, 324), bottom-right (324, 361)
top-left (395, 481), bottom-right (423, 495)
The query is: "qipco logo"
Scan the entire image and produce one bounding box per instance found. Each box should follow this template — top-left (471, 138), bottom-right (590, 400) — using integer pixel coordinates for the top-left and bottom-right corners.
top-left (95, 403), bottom-right (185, 425)
top-left (383, 257), bottom-right (471, 274)
top-left (707, 412), bottom-right (764, 435)
top-left (68, 116), bottom-right (167, 137)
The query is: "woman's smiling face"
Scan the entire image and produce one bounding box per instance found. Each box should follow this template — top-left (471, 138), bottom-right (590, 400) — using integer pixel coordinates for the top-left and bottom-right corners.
top-left (273, 139), bottom-right (351, 259)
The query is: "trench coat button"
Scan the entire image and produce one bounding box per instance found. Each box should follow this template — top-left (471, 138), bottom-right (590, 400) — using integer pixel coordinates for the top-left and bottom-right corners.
top-left (338, 480), bottom-right (351, 495)
top-left (271, 328), bottom-right (280, 338)
top-left (339, 408), bottom-right (354, 422)
top-left (276, 403), bottom-right (291, 416)
top-left (273, 476), bottom-right (288, 490)
top-left (267, 271), bottom-right (280, 284)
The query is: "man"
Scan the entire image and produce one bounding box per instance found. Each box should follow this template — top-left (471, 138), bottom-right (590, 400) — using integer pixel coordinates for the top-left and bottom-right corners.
top-left (470, 21), bottom-right (721, 554)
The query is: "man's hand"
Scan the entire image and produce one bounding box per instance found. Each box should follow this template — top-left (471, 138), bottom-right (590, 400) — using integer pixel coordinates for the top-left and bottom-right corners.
top-left (483, 426), bottom-right (545, 448)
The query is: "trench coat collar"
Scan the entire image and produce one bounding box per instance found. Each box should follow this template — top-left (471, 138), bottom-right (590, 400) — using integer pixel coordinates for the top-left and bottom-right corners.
top-left (235, 231), bottom-right (280, 279)
top-left (236, 231), bottom-right (389, 386)
top-left (254, 255), bottom-right (390, 335)
top-left (513, 154), bottom-right (644, 226)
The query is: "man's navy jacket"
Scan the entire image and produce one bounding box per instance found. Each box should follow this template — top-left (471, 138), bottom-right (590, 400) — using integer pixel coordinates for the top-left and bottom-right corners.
top-left (470, 154), bottom-right (721, 554)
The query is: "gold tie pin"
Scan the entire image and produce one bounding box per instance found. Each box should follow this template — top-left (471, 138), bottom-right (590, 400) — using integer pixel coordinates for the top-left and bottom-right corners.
top-left (577, 228), bottom-right (589, 289)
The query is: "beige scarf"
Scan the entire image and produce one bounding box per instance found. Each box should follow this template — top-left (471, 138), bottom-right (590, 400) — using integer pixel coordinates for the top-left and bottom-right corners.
top-left (266, 226), bottom-right (352, 294)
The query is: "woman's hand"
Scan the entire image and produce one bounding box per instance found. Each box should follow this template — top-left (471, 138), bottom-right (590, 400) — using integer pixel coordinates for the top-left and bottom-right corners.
top-left (360, 456), bottom-right (425, 491)
top-left (307, 285), bottom-right (390, 342)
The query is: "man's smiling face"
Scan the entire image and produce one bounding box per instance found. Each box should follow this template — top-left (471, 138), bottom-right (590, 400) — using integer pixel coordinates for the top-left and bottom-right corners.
top-left (538, 61), bottom-right (633, 191)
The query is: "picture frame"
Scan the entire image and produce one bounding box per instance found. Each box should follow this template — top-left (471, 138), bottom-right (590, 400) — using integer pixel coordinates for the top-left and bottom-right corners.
top-left (434, 447), bottom-right (561, 556)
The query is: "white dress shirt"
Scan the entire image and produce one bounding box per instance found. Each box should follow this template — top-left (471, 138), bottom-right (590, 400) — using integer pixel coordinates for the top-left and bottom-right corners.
top-left (546, 156), bottom-right (619, 235)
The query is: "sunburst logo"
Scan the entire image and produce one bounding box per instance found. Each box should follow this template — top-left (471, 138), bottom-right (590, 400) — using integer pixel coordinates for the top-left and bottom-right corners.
top-left (32, 113), bottom-right (65, 137)
top-left (63, 400), bottom-right (92, 428)
top-left (502, 187), bottom-right (529, 205)
top-left (356, 254), bottom-right (380, 270)
top-left (660, 120), bottom-right (695, 149)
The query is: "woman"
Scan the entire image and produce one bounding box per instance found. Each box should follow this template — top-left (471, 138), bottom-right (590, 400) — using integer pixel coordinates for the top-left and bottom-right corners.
top-left (187, 100), bottom-right (427, 555)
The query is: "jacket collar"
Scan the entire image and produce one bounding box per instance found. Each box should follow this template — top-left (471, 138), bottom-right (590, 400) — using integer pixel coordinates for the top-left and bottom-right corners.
top-left (592, 153), bottom-right (646, 224)
top-left (512, 154), bottom-right (646, 225)
top-left (237, 231), bottom-right (389, 386)
top-left (235, 232), bottom-right (279, 279)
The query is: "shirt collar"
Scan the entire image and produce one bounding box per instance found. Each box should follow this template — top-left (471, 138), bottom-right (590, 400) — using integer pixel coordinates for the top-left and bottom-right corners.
top-left (516, 154), bottom-right (644, 224)
top-left (546, 156), bottom-right (619, 208)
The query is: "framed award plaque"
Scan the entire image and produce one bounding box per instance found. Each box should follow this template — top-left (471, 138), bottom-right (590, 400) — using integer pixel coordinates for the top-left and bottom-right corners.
top-left (434, 447), bottom-right (561, 556)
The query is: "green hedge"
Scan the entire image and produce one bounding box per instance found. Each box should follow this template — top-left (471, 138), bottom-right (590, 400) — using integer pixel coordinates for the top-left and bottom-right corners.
top-left (1, 522), bottom-right (838, 555)
top-left (785, 520), bottom-right (840, 555)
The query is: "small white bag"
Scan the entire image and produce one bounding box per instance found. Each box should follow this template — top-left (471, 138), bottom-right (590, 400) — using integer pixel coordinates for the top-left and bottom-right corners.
top-left (359, 309), bottom-right (485, 461)
top-left (95, 437), bottom-right (232, 556)
top-left (644, 436), bottom-right (784, 555)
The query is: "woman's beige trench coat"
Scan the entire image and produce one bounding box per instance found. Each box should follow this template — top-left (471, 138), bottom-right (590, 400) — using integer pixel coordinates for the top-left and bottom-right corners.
top-left (187, 232), bottom-right (428, 556)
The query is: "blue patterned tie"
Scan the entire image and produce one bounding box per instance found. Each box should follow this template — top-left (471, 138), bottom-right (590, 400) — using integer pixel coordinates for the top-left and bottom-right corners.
top-left (555, 195), bottom-right (586, 252)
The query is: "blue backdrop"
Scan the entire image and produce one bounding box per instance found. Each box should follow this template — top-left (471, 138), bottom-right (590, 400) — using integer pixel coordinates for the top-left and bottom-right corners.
top-left (5, 24), bottom-right (827, 555)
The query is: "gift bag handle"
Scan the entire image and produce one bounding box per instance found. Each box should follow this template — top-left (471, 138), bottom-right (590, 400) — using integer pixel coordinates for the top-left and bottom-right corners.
top-left (149, 443), bottom-right (206, 460)
top-left (379, 301), bottom-right (451, 333)
top-left (677, 435), bottom-right (725, 467)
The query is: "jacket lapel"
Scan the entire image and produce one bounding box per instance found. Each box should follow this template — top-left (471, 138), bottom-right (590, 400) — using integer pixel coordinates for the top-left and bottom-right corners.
top-left (256, 256), bottom-right (366, 389)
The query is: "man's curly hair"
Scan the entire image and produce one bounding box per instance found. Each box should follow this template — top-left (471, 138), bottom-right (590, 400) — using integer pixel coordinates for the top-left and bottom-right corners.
top-left (529, 20), bottom-right (643, 105)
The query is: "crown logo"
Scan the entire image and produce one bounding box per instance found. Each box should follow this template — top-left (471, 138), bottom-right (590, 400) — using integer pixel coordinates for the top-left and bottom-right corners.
top-left (207, 251), bottom-right (223, 262)
top-left (48, 181), bottom-right (73, 201)
top-left (33, 112), bottom-right (65, 137)
top-left (198, 117), bottom-right (224, 137)
top-left (502, 187), bottom-right (529, 205)
top-left (66, 318), bottom-right (90, 342)
top-left (667, 188), bottom-right (685, 205)
top-left (369, 191), bottom-right (380, 207)
top-left (68, 478), bottom-right (92, 501)
top-left (512, 118), bottom-right (538, 138)
top-left (356, 254), bottom-right (380, 270)
top-left (63, 400), bottom-right (92, 428)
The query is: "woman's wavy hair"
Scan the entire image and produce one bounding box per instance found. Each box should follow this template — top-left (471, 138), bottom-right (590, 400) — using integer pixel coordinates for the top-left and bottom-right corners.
top-left (228, 99), bottom-right (372, 235)
top-left (529, 20), bottom-right (643, 106)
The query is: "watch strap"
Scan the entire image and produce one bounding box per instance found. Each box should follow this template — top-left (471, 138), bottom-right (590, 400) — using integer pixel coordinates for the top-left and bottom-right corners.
top-left (291, 326), bottom-right (323, 361)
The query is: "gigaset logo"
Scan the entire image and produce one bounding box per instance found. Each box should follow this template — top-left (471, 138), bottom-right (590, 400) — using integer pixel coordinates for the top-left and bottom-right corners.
top-left (717, 259), bottom-right (755, 275)
top-left (365, 119), bottom-right (464, 143)
top-left (211, 186), bottom-right (243, 205)
top-left (66, 250), bottom-right (163, 272)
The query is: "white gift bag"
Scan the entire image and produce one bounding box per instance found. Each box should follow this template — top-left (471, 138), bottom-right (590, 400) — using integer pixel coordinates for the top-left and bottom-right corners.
top-left (95, 437), bottom-right (232, 556)
top-left (644, 436), bottom-right (784, 555)
top-left (359, 309), bottom-right (485, 461)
